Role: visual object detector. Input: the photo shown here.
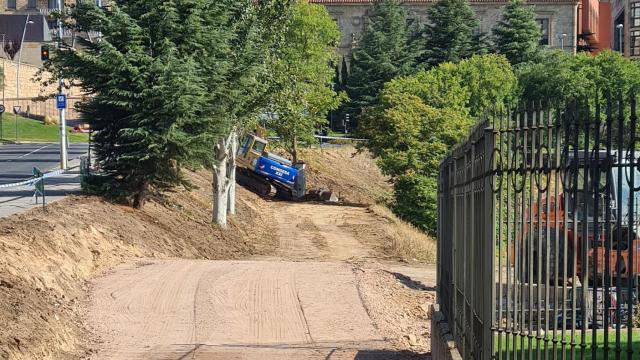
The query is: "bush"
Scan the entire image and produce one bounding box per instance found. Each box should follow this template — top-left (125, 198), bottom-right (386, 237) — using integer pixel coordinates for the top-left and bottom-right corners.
top-left (360, 54), bottom-right (516, 234)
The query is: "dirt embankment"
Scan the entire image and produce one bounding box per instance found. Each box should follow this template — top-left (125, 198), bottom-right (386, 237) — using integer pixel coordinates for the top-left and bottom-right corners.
top-left (301, 147), bottom-right (436, 263)
top-left (301, 147), bottom-right (392, 206)
top-left (1, 146), bottom-right (437, 360)
top-left (0, 170), bottom-right (278, 360)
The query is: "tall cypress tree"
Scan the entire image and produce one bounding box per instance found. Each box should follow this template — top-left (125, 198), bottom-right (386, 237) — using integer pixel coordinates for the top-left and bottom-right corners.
top-left (340, 55), bottom-right (349, 89)
top-left (420, 0), bottom-right (479, 68)
top-left (492, 0), bottom-right (542, 65)
top-left (345, 0), bottom-right (418, 111)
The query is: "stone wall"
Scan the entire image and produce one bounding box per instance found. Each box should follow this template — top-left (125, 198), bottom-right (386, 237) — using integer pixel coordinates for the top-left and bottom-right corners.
top-left (1, 59), bottom-right (83, 120)
top-left (316, 0), bottom-right (580, 61)
top-left (430, 303), bottom-right (463, 360)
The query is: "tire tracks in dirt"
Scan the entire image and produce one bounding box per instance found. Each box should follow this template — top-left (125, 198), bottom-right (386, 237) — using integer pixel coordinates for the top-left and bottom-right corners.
top-left (87, 202), bottom-right (433, 359)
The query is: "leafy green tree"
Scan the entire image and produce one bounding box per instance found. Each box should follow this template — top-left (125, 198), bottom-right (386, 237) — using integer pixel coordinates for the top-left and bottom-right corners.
top-left (267, 0), bottom-right (344, 163)
top-left (360, 55), bottom-right (516, 234)
top-left (492, 0), bottom-right (542, 65)
top-left (49, 0), bottom-right (291, 207)
top-left (456, 54), bottom-right (517, 116)
top-left (345, 0), bottom-right (419, 111)
top-left (419, 0), bottom-right (479, 68)
top-left (516, 50), bottom-right (589, 102)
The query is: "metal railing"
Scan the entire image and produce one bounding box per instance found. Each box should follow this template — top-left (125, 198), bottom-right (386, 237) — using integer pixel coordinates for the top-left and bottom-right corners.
top-left (438, 91), bottom-right (639, 360)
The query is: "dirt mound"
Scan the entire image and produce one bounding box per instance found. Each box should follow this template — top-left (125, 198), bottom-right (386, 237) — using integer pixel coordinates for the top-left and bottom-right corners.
top-left (354, 263), bottom-right (436, 355)
top-left (300, 146), bottom-right (392, 205)
top-left (0, 170), bottom-right (277, 360)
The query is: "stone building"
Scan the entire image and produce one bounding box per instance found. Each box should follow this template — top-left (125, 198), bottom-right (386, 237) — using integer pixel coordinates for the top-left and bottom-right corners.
top-left (311, 0), bottom-right (582, 59)
top-left (0, 0), bottom-right (105, 66)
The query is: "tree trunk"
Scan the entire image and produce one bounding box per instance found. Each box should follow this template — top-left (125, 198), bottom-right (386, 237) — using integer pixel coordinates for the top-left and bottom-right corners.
top-left (227, 132), bottom-right (237, 215)
top-left (213, 159), bottom-right (228, 227)
top-left (132, 181), bottom-right (149, 209)
top-left (292, 135), bottom-right (298, 164)
top-left (213, 136), bottom-right (229, 227)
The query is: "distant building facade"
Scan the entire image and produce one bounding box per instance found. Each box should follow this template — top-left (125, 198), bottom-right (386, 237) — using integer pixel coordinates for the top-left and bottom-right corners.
top-left (611, 0), bottom-right (640, 58)
top-left (579, 0), bottom-right (612, 52)
top-left (311, 0), bottom-right (589, 60)
top-left (0, 0), bottom-right (105, 66)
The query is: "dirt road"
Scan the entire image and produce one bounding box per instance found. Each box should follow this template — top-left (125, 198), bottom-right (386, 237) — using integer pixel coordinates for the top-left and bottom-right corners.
top-left (87, 203), bottom-right (434, 359)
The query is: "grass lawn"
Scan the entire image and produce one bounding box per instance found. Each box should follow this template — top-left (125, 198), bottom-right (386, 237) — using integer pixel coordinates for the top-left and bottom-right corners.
top-left (0, 114), bottom-right (88, 144)
top-left (496, 330), bottom-right (640, 359)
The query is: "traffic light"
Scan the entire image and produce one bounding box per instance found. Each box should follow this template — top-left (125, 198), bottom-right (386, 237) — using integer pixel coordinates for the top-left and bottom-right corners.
top-left (40, 45), bottom-right (50, 61)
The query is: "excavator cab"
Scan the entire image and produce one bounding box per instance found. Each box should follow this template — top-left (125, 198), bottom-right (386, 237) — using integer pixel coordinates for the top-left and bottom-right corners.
top-left (237, 134), bottom-right (268, 169)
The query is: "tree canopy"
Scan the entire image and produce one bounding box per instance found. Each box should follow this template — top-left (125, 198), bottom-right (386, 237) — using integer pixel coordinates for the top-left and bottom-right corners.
top-left (360, 55), bottom-right (516, 233)
top-left (419, 0), bottom-right (480, 68)
top-left (345, 0), bottom-right (419, 111)
top-left (266, 0), bottom-right (344, 163)
top-left (49, 0), bottom-right (292, 207)
top-left (492, 0), bottom-right (542, 65)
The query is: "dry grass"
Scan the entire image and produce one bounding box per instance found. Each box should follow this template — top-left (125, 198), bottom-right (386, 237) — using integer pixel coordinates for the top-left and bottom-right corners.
top-left (300, 146), bottom-right (392, 205)
top-left (369, 204), bottom-right (437, 263)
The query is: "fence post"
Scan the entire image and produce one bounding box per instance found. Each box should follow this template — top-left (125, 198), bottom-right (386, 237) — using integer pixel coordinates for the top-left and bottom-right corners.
top-left (483, 123), bottom-right (496, 360)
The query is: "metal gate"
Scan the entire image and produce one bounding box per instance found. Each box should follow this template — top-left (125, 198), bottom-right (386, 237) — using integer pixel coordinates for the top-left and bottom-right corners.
top-left (438, 91), bottom-right (639, 360)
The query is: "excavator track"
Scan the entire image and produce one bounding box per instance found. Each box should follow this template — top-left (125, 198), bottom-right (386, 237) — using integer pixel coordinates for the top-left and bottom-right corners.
top-left (236, 168), bottom-right (272, 196)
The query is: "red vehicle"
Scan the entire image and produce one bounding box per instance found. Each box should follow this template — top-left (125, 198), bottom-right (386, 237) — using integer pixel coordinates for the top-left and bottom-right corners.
top-left (516, 151), bottom-right (640, 288)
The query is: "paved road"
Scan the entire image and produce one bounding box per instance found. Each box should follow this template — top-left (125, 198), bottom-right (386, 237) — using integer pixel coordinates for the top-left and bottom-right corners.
top-left (0, 143), bottom-right (88, 218)
top-left (0, 143), bottom-right (88, 184)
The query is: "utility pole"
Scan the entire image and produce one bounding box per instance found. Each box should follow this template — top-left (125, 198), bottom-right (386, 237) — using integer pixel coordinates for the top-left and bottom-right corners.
top-left (17, 14), bottom-right (33, 143)
top-left (58, 0), bottom-right (67, 169)
top-left (1, 34), bottom-right (5, 142)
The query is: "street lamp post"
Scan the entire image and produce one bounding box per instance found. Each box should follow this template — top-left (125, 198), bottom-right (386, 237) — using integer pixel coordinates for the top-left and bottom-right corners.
top-left (559, 33), bottom-right (567, 51)
top-left (57, 0), bottom-right (67, 169)
top-left (16, 15), bottom-right (34, 143)
top-left (617, 23), bottom-right (624, 55)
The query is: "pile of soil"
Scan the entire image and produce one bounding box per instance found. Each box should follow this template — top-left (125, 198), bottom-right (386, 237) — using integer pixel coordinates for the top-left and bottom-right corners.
top-left (354, 263), bottom-right (436, 354)
top-left (0, 170), bottom-right (277, 359)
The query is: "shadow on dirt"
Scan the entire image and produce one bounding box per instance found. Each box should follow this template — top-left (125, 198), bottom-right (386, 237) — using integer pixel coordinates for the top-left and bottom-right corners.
top-left (386, 271), bottom-right (436, 292)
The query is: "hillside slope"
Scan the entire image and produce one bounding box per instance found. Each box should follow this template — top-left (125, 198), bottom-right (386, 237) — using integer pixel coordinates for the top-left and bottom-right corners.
top-left (0, 171), bottom-right (278, 359)
top-left (0, 146), bottom-right (436, 359)
top-left (301, 146), bottom-right (435, 262)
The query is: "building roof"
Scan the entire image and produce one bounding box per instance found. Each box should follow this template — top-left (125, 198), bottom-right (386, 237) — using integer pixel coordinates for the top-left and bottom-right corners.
top-left (0, 14), bottom-right (52, 43)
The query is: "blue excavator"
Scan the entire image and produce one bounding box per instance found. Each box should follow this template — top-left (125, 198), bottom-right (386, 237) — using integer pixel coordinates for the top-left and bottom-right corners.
top-left (236, 134), bottom-right (307, 200)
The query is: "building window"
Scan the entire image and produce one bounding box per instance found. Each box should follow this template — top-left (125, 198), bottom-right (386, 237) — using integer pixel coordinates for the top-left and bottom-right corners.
top-left (632, 2), bottom-right (640, 28)
top-left (536, 18), bottom-right (550, 46)
top-left (7, 0), bottom-right (16, 9)
top-left (27, 0), bottom-right (36, 9)
top-left (632, 29), bottom-right (640, 56)
top-left (48, 0), bottom-right (57, 9)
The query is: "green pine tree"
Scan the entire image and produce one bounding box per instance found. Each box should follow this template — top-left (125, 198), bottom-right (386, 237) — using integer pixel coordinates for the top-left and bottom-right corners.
top-left (492, 0), bottom-right (542, 65)
top-left (345, 0), bottom-right (419, 111)
top-left (420, 0), bottom-right (480, 68)
top-left (49, 0), bottom-right (290, 207)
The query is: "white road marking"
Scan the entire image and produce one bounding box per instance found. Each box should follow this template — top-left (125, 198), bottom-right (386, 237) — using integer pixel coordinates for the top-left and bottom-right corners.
top-left (2, 144), bottom-right (52, 163)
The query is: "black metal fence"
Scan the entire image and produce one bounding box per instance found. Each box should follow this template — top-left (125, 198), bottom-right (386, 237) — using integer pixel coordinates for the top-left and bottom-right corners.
top-left (438, 91), bottom-right (639, 360)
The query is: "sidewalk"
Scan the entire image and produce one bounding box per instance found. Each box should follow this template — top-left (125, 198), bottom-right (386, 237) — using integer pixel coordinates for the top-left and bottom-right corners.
top-left (0, 162), bottom-right (83, 218)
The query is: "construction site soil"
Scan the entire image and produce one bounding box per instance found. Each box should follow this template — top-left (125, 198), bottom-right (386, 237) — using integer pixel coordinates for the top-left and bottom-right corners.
top-left (0, 147), bottom-right (436, 360)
